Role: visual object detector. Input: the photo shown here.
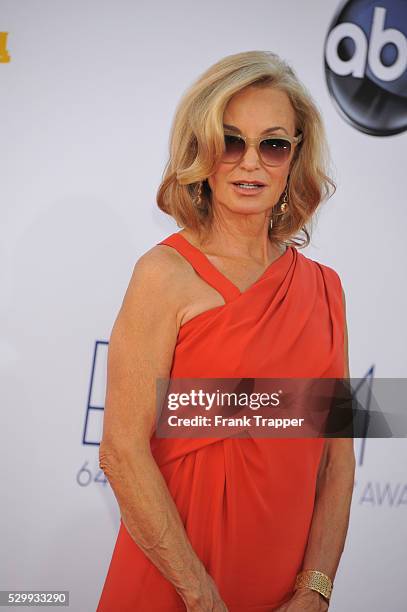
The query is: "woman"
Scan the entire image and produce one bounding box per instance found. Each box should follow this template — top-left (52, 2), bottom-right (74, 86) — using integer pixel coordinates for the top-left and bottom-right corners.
top-left (97, 50), bottom-right (355, 611)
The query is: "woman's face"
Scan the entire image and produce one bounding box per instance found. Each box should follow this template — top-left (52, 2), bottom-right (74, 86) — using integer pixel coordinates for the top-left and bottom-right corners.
top-left (207, 86), bottom-right (297, 220)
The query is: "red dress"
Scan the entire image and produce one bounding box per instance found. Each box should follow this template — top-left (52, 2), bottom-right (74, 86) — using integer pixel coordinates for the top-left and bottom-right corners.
top-left (97, 231), bottom-right (345, 611)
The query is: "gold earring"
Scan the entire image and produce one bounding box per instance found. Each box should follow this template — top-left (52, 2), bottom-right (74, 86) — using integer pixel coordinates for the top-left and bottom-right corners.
top-left (280, 184), bottom-right (289, 213)
top-left (270, 183), bottom-right (289, 230)
top-left (192, 180), bottom-right (203, 209)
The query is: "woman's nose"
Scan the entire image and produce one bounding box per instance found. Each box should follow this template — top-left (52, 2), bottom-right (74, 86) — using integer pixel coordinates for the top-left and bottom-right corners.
top-left (239, 143), bottom-right (261, 168)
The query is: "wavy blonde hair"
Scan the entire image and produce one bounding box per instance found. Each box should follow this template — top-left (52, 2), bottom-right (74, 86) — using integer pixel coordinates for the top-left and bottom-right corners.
top-left (156, 50), bottom-right (336, 248)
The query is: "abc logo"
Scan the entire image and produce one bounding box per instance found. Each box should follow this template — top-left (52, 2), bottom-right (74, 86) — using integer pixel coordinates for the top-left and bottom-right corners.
top-left (324, 0), bottom-right (407, 136)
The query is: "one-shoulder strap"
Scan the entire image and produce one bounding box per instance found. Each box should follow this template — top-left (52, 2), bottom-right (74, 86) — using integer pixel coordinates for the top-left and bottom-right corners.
top-left (157, 232), bottom-right (241, 303)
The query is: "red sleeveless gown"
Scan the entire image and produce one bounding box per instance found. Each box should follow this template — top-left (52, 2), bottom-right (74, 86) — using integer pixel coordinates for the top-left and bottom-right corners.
top-left (97, 231), bottom-right (345, 611)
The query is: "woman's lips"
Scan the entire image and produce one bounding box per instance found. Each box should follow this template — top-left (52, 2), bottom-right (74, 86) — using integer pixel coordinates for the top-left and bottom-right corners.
top-left (231, 183), bottom-right (266, 195)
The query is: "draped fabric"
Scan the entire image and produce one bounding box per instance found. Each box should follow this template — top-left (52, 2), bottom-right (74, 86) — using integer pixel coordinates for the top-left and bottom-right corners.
top-left (97, 232), bottom-right (345, 611)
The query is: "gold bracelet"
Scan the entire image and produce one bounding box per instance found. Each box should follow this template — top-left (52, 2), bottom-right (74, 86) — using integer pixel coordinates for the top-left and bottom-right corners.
top-left (294, 569), bottom-right (333, 602)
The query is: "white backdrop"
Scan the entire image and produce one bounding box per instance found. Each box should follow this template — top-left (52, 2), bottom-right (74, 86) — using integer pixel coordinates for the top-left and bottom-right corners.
top-left (1, 1), bottom-right (406, 610)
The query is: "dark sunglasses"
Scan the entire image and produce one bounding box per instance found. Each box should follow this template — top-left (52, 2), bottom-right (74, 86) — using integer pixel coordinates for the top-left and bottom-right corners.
top-left (222, 130), bottom-right (303, 167)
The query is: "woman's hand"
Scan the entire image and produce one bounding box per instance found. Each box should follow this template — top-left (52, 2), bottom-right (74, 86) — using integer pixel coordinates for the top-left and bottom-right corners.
top-left (273, 588), bottom-right (329, 611)
top-left (184, 572), bottom-right (229, 611)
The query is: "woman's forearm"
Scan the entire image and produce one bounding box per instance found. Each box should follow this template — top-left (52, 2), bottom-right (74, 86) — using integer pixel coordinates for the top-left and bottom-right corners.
top-left (99, 443), bottom-right (209, 605)
top-left (300, 446), bottom-right (355, 582)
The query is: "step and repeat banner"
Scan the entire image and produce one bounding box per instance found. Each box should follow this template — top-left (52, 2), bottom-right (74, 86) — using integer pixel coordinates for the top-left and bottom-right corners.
top-left (1, 1), bottom-right (406, 610)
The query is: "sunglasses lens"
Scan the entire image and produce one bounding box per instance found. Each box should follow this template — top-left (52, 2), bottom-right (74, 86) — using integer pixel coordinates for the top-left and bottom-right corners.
top-left (222, 134), bottom-right (293, 165)
top-left (260, 138), bottom-right (291, 165)
top-left (222, 134), bottom-right (245, 162)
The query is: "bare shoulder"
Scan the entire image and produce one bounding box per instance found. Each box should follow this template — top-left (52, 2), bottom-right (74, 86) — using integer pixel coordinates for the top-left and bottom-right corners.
top-left (341, 286), bottom-right (347, 308)
top-left (100, 246), bottom-right (192, 450)
top-left (131, 242), bottom-right (182, 290)
top-left (115, 242), bottom-right (193, 333)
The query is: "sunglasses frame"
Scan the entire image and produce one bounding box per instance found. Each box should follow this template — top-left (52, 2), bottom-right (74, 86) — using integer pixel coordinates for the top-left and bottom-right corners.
top-left (222, 129), bottom-right (303, 167)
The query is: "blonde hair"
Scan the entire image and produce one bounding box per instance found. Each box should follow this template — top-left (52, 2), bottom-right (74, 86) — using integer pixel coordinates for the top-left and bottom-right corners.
top-left (156, 50), bottom-right (336, 248)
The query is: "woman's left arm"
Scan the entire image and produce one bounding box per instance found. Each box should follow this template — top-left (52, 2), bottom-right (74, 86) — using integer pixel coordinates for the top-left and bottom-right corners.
top-left (275, 288), bottom-right (356, 611)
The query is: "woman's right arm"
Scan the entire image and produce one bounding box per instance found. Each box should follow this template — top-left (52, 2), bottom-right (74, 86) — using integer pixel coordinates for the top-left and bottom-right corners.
top-left (98, 247), bottom-right (227, 612)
